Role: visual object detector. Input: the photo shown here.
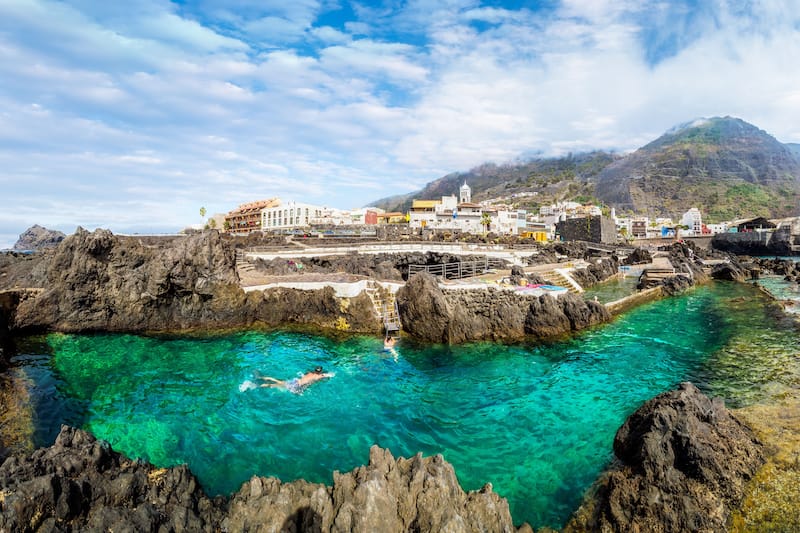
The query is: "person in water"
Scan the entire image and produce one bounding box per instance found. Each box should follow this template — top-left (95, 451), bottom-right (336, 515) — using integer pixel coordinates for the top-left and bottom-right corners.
top-left (258, 366), bottom-right (334, 393)
top-left (384, 336), bottom-right (396, 350)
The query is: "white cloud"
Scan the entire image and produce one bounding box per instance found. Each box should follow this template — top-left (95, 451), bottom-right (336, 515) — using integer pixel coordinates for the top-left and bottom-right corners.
top-left (2, 0), bottom-right (800, 247)
top-left (135, 12), bottom-right (249, 52)
top-left (319, 40), bottom-right (429, 83)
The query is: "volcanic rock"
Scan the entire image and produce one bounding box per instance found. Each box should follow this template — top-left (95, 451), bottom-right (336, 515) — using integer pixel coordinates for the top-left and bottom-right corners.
top-left (570, 257), bottom-right (619, 287)
top-left (566, 382), bottom-right (764, 532)
top-left (623, 247), bottom-right (652, 265)
top-left (710, 260), bottom-right (752, 282)
top-left (9, 228), bottom-right (381, 335)
top-left (0, 426), bottom-right (520, 533)
top-left (0, 425), bottom-right (220, 532)
top-left (396, 272), bottom-right (610, 343)
top-left (12, 224), bottom-right (66, 251)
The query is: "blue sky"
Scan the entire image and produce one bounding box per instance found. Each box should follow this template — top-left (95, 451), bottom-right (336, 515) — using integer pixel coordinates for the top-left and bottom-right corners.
top-left (2, 0), bottom-right (799, 247)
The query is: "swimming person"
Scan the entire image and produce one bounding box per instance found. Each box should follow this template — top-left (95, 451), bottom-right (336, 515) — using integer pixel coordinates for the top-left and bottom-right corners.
top-left (257, 366), bottom-right (334, 393)
top-left (383, 336), bottom-right (396, 350)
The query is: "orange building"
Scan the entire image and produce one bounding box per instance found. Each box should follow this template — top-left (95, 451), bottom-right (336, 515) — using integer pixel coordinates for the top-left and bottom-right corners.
top-left (224, 198), bottom-right (279, 234)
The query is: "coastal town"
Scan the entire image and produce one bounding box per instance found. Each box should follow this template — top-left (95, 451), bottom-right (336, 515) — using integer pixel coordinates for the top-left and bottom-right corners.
top-left (213, 180), bottom-right (800, 249)
top-left (3, 1), bottom-right (800, 531)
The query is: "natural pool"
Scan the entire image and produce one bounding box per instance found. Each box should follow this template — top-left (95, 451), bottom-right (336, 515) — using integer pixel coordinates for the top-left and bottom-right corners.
top-left (7, 281), bottom-right (800, 529)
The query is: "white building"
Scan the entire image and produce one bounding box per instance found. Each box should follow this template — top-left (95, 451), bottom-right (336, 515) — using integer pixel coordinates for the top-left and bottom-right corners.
top-left (262, 201), bottom-right (326, 230)
top-left (706, 223), bottom-right (729, 234)
top-left (459, 181), bottom-right (472, 203)
top-left (681, 208), bottom-right (703, 236)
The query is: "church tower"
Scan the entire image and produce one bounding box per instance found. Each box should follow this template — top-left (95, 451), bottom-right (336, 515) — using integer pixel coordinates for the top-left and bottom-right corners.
top-left (459, 181), bottom-right (471, 204)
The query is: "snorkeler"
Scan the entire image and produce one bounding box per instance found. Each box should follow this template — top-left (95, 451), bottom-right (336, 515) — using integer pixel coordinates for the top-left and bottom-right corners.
top-left (257, 366), bottom-right (334, 393)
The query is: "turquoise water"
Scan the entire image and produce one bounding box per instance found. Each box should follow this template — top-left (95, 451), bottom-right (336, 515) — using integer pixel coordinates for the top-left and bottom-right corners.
top-left (9, 281), bottom-right (800, 529)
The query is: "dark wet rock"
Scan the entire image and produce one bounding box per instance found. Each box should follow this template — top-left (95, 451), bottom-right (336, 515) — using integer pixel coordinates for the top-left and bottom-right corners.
top-left (622, 247), bottom-right (652, 265)
top-left (711, 260), bottom-right (752, 282)
top-left (750, 257), bottom-right (800, 285)
top-left (396, 272), bottom-right (610, 343)
top-left (566, 382), bottom-right (764, 533)
top-left (9, 228), bottom-right (381, 335)
top-left (393, 272), bottom-right (453, 343)
top-left (0, 425), bottom-right (221, 532)
top-left (553, 241), bottom-right (588, 258)
top-left (12, 224), bottom-right (66, 251)
top-left (570, 257), bottom-right (619, 288)
top-left (659, 274), bottom-right (695, 296)
top-left (666, 241), bottom-right (708, 282)
top-left (1, 426), bottom-right (520, 533)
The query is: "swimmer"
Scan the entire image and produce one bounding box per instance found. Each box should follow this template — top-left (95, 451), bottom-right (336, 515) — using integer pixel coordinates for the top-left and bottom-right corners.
top-left (383, 336), bottom-right (396, 350)
top-left (257, 366), bottom-right (334, 393)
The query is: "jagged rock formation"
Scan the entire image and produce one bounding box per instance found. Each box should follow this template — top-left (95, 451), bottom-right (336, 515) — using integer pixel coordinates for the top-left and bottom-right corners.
top-left (12, 224), bottom-right (66, 251)
top-left (0, 425), bottom-right (519, 533)
top-left (566, 383), bottom-right (764, 532)
top-left (0, 426), bottom-right (219, 532)
top-left (570, 257), bottom-right (619, 287)
top-left (623, 247), bottom-right (652, 265)
top-left (750, 257), bottom-right (800, 283)
top-left (395, 272), bottom-right (610, 343)
top-left (8, 228), bottom-right (380, 335)
top-left (710, 260), bottom-right (755, 282)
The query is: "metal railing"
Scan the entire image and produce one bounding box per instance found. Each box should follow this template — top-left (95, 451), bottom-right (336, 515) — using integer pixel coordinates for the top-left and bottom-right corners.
top-left (407, 257), bottom-right (505, 279)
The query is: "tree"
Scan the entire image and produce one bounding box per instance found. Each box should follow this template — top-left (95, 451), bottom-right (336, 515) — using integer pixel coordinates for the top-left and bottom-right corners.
top-left (209, 219), bottom-right (217, 229)
top-left (199, 206), bottom-right (207, 220)
top-left (480, 212), bottom-right (492, 234)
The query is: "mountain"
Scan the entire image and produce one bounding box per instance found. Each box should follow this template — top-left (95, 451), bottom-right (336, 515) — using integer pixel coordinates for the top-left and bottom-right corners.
top-left (593, 117), bottom-right (800, 221)
top-left (787, 143), bottom-right (800, 157)
top-left (372, 152), bottom-right (618, 213)
top-left (372, 117), bottom-right (800, 222)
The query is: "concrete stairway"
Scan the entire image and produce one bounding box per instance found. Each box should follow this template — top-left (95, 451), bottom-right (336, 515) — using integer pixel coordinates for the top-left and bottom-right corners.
top-left (537, 269), bottom-right (583, 293)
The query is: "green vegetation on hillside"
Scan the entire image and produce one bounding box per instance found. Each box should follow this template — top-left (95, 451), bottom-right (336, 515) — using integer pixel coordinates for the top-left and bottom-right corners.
top-left (373, 152), bottom-right (616, 213)
top-left (371, 117), bottom-right (800, 222)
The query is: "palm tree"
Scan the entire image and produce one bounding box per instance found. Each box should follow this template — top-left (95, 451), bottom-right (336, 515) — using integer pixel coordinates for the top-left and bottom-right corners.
top-left (480, 212), bottom-right (491, 234)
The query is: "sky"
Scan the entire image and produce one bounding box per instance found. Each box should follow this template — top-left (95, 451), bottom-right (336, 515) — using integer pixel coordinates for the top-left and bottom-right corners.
top-left (2, 0), bottom-right (800, 248)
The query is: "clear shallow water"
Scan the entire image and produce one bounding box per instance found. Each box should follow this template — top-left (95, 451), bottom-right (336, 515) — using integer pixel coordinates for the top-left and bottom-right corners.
top-left (581, 274), bottom-right (639, 303)
top-left (757, 275), bottom-right (800, 313)
top-left (9, 282), bottom-right (800, 529)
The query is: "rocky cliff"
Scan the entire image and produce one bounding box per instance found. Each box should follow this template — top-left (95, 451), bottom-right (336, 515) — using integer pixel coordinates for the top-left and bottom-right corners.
top-left (0, 425), bottom-right (520, 533)
top-left (8, 228), bottom-right (381, 335)
top-left (566, 382), bottom-right (764, 532)
top-left (396, 272), bottom-right (610, 343)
